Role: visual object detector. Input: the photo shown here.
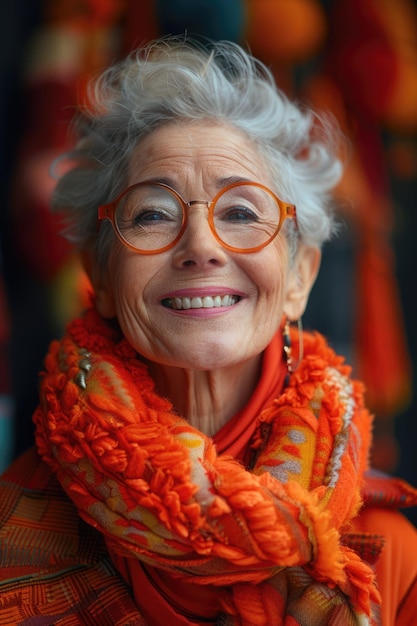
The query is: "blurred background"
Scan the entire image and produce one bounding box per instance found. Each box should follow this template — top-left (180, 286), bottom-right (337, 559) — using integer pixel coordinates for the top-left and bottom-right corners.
top-left (1, 0), bottom-right (416, 524)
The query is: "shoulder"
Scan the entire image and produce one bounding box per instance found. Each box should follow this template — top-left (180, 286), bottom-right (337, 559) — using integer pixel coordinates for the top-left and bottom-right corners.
top-left (352, 503), bottom-right (417, 626)
top-left (0, 447), bottom-right (107, 569)
top-left (0, 448), bottom-right (144, 624)
top-left (349, 471), bottom-right (417, 625)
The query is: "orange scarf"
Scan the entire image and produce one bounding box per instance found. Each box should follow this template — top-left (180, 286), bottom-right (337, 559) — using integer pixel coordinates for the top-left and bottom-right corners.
top-left (34, 307), bottom-right (380, 625)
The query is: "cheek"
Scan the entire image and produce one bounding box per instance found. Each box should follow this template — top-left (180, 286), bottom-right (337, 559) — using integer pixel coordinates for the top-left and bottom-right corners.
top-left (250, 248), bottom-right (290, 339)
top-left (104, 248), bottom-right (141, 313)
top-left (250, 244), bottom-right (289, 300)
top-left (107, 247), bottom-right (164, 316)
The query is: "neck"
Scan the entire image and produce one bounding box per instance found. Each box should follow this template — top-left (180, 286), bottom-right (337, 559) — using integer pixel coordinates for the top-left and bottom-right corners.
top-left (148, 357), bottom-right (262, 436)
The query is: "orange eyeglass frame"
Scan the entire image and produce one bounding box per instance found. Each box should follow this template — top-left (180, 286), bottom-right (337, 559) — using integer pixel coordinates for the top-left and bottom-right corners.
top-left (97, 180), bottom-right (297, 255)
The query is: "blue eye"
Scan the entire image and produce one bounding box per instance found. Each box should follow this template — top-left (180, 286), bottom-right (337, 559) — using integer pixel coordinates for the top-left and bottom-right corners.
top-left (134, 209), bottom-right (168, 224)
top-left (222, 206), bottom-right (259, 222)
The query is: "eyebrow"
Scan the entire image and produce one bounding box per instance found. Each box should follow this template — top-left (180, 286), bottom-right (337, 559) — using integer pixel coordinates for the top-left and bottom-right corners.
top-left (137, 175), bottom-right (253, 189)
top-left (217, 175), bottom-right (252, 187)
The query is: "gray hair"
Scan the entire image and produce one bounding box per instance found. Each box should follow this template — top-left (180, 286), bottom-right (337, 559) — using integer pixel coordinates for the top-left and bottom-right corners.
top-left (52, 35), bottom-right (344, 267)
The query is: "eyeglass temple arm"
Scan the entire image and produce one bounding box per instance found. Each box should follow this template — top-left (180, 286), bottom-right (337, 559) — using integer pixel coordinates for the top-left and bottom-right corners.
top-left (286, 204), bottom-right (298, 229)
top-left (97, 203), bottom-right (114, 231)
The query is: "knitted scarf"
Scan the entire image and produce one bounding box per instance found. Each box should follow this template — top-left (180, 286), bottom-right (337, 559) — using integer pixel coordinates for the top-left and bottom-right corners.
top-left (34, 307), bottom-right (380, 625)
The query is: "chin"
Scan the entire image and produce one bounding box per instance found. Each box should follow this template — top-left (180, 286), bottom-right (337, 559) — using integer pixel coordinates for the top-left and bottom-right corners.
top-left (171, 345), bottom-right (255, 371)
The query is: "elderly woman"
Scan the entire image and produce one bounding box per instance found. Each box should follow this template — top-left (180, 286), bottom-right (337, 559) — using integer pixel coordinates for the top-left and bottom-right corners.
top-left (1, 36), bottom-right (417, 626)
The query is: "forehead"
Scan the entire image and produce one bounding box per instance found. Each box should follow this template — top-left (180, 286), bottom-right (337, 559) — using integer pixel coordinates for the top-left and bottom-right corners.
top-left (127, 121), bottom-right (272, 186)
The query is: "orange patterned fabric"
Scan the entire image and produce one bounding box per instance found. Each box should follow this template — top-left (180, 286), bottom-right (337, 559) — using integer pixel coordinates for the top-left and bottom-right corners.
top-left (0, 447), bottom-right (147, 626)
top-left (2, 450), bottom-right (417, 625)
top-left (27, 307), bottom-right (388, 624)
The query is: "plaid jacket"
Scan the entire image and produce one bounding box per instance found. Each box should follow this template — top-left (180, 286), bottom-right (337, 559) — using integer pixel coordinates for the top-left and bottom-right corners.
top-left (0, 448), bottom-right (147, 625)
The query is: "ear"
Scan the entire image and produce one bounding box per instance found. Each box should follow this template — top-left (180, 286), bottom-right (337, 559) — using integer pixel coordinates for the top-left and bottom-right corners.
top-left (81, 250), bottom-right (117, 319)
top-left (283, 244), bottom-right (321, 321)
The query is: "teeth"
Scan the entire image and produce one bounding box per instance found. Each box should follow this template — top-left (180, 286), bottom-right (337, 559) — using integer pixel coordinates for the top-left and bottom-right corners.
top-left (163, 295), bottom-right (240, 310)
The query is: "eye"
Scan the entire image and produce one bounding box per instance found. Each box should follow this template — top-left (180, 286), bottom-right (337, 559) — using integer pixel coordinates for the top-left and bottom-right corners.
top-left (123, 198), bottom-right (181, 228)
top-left (133, 207), bottom-right (172, 225)
top-left (221, 205), bottom-right (259, 223)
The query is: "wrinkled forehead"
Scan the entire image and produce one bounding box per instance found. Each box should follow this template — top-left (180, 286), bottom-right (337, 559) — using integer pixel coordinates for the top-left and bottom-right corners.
top-left (126, 119), bottom-right (275, 191)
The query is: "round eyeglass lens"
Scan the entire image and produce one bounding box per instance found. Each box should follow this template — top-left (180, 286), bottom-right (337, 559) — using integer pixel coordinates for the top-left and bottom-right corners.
top-left (115, 185), bottom-right (184, 251)
top-left (213, 185), bottom-right (280, 250)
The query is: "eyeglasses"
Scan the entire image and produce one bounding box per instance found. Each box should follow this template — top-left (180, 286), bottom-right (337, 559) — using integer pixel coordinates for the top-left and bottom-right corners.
top-left (97, 180), bottom-right (297, 255)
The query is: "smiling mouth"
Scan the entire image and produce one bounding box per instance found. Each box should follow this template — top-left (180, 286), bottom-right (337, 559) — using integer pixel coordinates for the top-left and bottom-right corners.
top-left (161, 295), bottom-right (241, 310)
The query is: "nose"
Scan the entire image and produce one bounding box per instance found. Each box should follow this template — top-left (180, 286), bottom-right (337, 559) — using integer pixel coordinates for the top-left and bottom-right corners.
top-left (172, 203), bottom-right (228, 268)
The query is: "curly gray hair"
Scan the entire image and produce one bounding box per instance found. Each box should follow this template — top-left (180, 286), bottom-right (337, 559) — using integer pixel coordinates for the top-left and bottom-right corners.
top-left (52, 35), bottom-right (344, 267)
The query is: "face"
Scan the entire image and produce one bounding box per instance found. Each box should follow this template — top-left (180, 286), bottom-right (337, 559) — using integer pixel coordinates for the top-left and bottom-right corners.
top-left (93, 121), bottom-right (319, 370)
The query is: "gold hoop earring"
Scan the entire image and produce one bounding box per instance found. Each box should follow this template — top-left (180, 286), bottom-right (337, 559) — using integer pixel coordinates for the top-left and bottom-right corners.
top-left (283, 317), bottom-right (304, 383)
